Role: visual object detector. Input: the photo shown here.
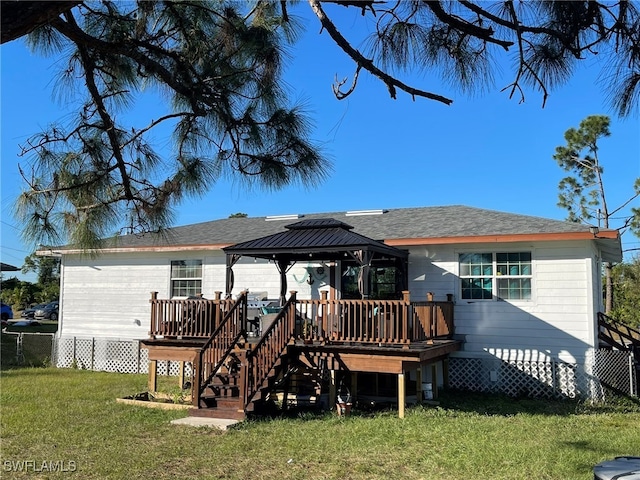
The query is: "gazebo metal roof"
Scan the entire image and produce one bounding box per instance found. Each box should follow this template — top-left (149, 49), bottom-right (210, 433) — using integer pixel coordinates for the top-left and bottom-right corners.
top-left (223, 218), bottom-right (408, 261)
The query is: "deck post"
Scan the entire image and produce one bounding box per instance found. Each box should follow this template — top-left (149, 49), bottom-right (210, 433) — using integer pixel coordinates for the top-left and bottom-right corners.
top-left (398, 372), bottom-right (405, 418)
top-left (320, 291), bottom-right (328, 338)
top-left (416, 366), bottom-right (423, 405)
top-left (281, 355), bottom-right (290, 411)
top-left (431, 364), bottom-right (438, 400)
top-left (148, 360), bottom-right (157, 393)
top-left (350, 372), bottom-right (358, 405)
top-left (149, 292), bottom-right (158, 338)
top-left (178, 361), bottom-right (185, 389)
top-left (442, 358), bottom-right (450, 389)
top-left (329, 370), bottom-right (336, 409)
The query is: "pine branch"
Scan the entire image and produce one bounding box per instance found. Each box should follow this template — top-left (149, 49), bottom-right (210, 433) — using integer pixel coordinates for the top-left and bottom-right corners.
top-left (309, 0), bottom-right (453, 104)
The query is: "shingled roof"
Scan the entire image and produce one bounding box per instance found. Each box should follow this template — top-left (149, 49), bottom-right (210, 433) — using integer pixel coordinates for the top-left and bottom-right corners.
top-left (53, 205), bottom-right (621, 260)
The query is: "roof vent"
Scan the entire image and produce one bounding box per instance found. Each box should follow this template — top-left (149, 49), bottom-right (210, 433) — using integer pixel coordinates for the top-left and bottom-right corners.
top-left (345, 209), bottom-right (387, 217)
top-left (265, 214), bottom-right (302, 221)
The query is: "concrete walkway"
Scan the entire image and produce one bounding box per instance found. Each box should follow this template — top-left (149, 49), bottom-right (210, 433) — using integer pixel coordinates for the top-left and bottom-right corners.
top-left (170, 417), bottom-right (240, 430)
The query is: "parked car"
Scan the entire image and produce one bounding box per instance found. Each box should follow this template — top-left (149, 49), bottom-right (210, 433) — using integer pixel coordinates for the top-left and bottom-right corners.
top-left (21, 303), bottom-right (47, 319)
top-left (1, 302), bottom-right (14, 321)
top-left (35, 301), bottom-right (59, 321)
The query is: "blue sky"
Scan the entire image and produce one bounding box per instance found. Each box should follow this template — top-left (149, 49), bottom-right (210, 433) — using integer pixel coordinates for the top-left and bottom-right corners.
top-left (1, 4), bottom-right (639, 282)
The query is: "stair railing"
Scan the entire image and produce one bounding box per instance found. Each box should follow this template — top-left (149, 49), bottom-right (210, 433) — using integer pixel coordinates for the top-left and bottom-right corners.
top-left (597, 312), bottom-right (640, 353)
top-left (193, 291), bottom-right (248, 407)
top-left (243, 291), bottom-right (298, 408)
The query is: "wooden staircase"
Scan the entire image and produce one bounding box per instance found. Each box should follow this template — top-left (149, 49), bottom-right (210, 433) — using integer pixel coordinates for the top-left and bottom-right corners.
top-left (598, 312), bottom-right (640, 395)
top-left (190, 292), bottom-right (299, 420)
top-left (190, 348), bottom-right (247, 420)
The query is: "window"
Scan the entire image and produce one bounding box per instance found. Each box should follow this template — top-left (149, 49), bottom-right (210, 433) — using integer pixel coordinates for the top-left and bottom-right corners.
top-left (170, 260), bottom-right (202, 297)
top-left (340, 262), bottom-right (403, 300)
top-left (459, 252), bottom-right (531, 301)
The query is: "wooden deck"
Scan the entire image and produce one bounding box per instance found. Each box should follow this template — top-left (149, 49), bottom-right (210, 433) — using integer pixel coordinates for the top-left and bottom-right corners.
top-left (142, 290), bottom-right (459, 419)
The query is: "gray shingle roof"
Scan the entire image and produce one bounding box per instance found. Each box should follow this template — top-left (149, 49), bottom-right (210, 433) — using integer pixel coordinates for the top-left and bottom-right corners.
top-left (90, 205), bottom-right (598, 250)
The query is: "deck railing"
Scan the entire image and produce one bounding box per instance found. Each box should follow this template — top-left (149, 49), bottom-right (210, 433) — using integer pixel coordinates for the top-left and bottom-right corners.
top-left (193, 291), bottom-right (248, 407)
top-left (149, 291), bottom-right (234, 338)
top-left (149, 291), bottom-right (454, 345)
top-left (244, 292), bottom-right (298, 407)
top-left (598, 311), bottom-right (640, 356)
top-left (296, 291), bottom-right (454, 345)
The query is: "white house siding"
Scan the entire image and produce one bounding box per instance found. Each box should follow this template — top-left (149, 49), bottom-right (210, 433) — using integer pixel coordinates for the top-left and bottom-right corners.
top-left (59, 239), bottom-right (600, 362)
top-left (228, 258), bottom-right (329, 300)
top-left (406, 241), bottom-right (597, 365)
top-left (58, 251), bottom-right (324, 340)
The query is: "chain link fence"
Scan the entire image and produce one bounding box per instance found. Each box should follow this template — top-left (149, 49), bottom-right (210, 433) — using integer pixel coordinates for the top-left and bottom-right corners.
top-left (1, 332), bottom-right (56, 367)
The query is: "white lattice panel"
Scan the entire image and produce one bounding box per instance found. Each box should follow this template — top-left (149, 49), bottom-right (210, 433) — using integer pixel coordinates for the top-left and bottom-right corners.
top-left (55, 337), bottom-right (76, 368)
top-left (55, 337), bottom-right (192, 377)
top-left (498, 360), bottom-right (555, 398)
top-left (93, 340), bottom-right (142, 373)
top-left (74, 339), bottom-right (95, 370)
top-left (450, 357), bottom-right (586, 399)
top-left (556, 363), bottom-right (581, 398)
top-left (449, 357), bottom-right (487, 391)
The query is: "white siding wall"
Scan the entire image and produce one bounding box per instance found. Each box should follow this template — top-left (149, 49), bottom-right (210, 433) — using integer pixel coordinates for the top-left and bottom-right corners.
top-left (406, 240), bottom-right (598, 364)
top-left (59, 251), bottom-right (326, 339)
top-left (59, 240), bottom-right (600, 363)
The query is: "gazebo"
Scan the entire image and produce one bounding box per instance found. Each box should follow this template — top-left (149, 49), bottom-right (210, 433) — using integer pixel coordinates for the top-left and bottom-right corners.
top-left (222, 218), bottom-right (409, 304)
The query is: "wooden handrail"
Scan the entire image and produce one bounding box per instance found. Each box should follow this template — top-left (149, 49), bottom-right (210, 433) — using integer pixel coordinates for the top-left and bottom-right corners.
top-left (243, 292), bottom-right (298, 408)
top-left (598, 312), bottom-right (640, 352)
top-left (193, 292), bottom-right (248, 407)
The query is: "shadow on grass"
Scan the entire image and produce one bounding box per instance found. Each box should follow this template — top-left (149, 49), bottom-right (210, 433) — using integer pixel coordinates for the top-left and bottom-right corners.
top-left (418, 388), bottom-right (640, 416)
top-left (248, 387), bottom-right (640, 423)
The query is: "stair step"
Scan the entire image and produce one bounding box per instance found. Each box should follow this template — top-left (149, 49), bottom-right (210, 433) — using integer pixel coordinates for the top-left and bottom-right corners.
top-left (189, 407), bottom-right (246, 420)
top-left (199, 395), bottom-right (243, 409)
top-left (203, 387), bottom-right (240, 399)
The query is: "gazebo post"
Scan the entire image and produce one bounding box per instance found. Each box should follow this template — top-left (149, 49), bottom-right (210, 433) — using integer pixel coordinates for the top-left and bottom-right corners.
top-left (276, 259), bottom-right (291, 306)
top-left (225, 254), bottom-right (241, 298)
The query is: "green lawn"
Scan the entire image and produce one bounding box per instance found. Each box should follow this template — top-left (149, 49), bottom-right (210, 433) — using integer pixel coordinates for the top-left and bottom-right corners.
top-left (1, 368), bottom-right (639, 479)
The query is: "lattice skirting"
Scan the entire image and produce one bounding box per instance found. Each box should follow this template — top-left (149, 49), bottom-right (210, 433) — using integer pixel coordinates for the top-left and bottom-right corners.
top-left (52, 337), bottom-right (635, 401)
top-left (54, 336), bottom-right (192, 377)
top-left (448, 350), bottom-right (637, 401)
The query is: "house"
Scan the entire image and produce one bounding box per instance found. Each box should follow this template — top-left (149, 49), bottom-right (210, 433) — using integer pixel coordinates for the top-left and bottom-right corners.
top-left (47, 205), bottom-right (628, 417)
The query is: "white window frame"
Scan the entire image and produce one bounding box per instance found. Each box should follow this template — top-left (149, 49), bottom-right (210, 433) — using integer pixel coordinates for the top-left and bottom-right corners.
top-left (458, 251), bottom-right (533, 302)
top-left (170, 259), bottom-right (203, 298)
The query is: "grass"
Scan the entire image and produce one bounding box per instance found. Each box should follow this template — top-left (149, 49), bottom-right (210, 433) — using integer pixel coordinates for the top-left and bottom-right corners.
top-left (1, 368), bottom-right (639, 479)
